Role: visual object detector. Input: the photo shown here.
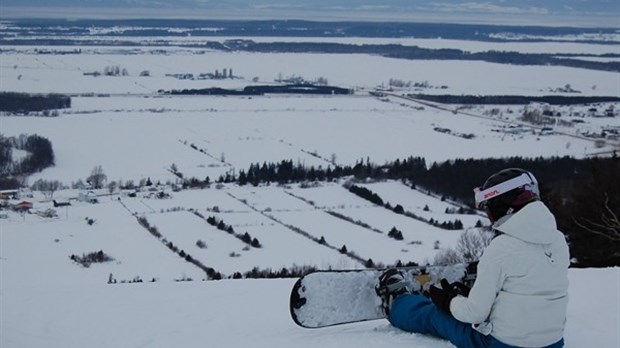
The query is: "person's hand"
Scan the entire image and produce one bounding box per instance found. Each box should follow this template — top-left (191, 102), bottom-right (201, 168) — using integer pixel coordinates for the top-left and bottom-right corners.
top-left (428, 279), bottom-right (470, 313)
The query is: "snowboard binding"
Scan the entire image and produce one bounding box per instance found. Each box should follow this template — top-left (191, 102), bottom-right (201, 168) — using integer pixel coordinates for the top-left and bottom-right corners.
top-left (375, 269), bottom-right (412, 317)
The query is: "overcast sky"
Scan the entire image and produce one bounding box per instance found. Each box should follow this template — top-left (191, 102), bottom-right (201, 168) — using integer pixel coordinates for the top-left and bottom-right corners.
top-left (2, 0), bottom-right (619, 27)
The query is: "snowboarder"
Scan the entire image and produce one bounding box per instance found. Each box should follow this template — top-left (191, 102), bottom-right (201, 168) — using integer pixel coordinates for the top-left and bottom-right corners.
top-left (378, 168), bottom-right (569, 348)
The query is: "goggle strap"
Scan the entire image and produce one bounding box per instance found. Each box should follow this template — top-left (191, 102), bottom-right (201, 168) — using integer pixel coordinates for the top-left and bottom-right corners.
top-left (474, 173), bottom-right (535, 207)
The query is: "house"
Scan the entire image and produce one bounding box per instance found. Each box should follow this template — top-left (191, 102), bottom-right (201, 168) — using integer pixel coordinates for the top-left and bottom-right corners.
top-left (121, 189), bottom-right (138, 198)
top-left (605, 105), bottom-right (616, 117)
top-left (13, 201), bottom-right (33, 212)
top-left (540, 127), bottom-right (554, 136)
top-left (530, 102), bottom-right (552, 114)
top-left (588, 108), bottom-right (601, 117)
top-left (504, 125), bottom-right (528, 135)
top-left (78, 191), bottom-right (99, 204)
top-left (18, 188), bottom-right (34, 198)
top-left (53, 200), bottom-right (71, 207)
top-left (0, 189), bottom-right (20, 200)
top-left (35, 208), bottom-right (57, 218)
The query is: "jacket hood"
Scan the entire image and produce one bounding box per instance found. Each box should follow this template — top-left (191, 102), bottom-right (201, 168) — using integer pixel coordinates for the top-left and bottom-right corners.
top-left (493, 201), bottom-right (558, 244)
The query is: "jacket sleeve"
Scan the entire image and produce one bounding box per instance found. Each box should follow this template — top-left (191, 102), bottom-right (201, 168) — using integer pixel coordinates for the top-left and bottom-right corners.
top-left (449, 240), bottom-right (506, 324)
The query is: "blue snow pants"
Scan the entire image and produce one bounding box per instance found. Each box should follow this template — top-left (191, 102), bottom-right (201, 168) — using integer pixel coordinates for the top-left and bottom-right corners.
top-left (389, 294), bottom-right (564, 348)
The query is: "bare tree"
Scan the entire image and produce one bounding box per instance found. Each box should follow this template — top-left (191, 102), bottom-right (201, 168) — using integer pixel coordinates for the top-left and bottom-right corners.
top-left (456, 229), bottom-right (494, 262)
top-left (573, 193), bottom-right (620, 242)
top-left (87, 165), bottom-right (107, 189)
top-left (31, 179), bottom-right (62, 199)
top-left (434, 229), bottom-right (493, 265)
top-left (434, 248), bottom-right (462, 266)
top-left (107, 181), bottom-right (118, 195)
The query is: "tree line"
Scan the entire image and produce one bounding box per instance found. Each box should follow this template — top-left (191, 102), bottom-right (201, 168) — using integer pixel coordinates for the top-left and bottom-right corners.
top-left (220, 40), bottom-right (620, 73)
top-left (0, 92), bottom-right (71, 113)
top-left (348, 184), bottom-right (465, 231)
top-left (162, 84), bottom-right (352, 96)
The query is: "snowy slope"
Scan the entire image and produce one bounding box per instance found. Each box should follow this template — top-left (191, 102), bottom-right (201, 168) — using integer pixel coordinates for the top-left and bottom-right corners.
top-left (1, 264), bottom-right (618, 348)
top-left (2, 190), bottom-right (618, 347)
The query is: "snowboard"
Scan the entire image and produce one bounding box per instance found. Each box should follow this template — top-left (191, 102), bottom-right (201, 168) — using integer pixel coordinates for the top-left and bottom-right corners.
top-left (289, 262), bottom-right (477, 328)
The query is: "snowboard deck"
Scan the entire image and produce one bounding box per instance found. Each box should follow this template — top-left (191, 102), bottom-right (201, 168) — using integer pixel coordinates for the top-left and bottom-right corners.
top-left (290, 263), bottom-right (476, 328)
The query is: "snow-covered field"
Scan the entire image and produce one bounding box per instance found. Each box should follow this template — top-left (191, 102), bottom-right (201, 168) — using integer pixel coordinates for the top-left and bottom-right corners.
top-left (1, 31), bottom-right (620, 347)
top-left (2, 94), bottom-right (618, 185)
top-left (2, 47), bottom-right (619, 96)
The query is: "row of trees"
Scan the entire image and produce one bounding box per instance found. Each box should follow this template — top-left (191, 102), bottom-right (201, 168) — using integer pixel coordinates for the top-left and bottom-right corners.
top-left (236, 157), bottom-right (426, 186)
top-left (202, 214), bottom-right (262, 248)
top-left (348, 184), bottom-right (465, 231)
top-left (223, 40), bottom-right (620, 73)
top-left (0, 92), bottom-right (71, 112)
top-left (163, 84), bottom-right (353, 96)
top-left (135, 215), bottom-right (223, 280)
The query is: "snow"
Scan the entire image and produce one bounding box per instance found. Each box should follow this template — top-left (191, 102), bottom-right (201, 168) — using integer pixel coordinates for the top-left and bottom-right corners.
top-left (6, 35), bottom-right (619, 54)
top-left (2, 191), bottom-right (618, 347)
top-left (1, 48), bottom-right (619, 96)
top-left (1, 257), bottom-right (618, 348)
top-left (1, 32), bottom-right (619, 348)
top-left (1, 43), bottom-right (618, 187)
top-left (2, 95), bottom-right (617, 186)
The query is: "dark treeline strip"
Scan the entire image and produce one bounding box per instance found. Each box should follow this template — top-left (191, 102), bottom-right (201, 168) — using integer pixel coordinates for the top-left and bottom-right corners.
top-left (220, 41), bottom-right (620, 73)
top-left (238, 156), bottom-right (612, 209)
top-left (5, 38), bottom-right (618, 72)
top-left (414, 156), bottom-right (599, 205)
top-left (199, 213), bottom-right (263, 248)
top-left (161, 84), bottom-right (353, 96)
top-left (348, 184), bottom-right (465, 231)
top-left (0, 92), bottom-right (71, 112)
top-left (236, 158), bottom-right (399, 186)
top-left (7, 19), bottom-right (618, 44)
top-left (410, 94), bottom-right (620, 105)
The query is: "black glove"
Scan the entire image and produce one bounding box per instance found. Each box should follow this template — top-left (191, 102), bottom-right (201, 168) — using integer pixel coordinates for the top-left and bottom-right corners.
top-left (429, 279), bottom-right (471, 313)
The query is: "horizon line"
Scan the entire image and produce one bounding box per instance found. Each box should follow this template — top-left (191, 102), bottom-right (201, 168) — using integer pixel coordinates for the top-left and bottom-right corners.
top-left (2, 6), bottom-right (619, 29)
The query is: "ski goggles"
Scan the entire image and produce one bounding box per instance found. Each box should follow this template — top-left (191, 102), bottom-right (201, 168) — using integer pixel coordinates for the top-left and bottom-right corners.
top-left (474, 173), bottom-right (538, 209)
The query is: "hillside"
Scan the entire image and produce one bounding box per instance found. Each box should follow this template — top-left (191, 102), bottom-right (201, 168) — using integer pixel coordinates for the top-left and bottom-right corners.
top-left (1, 190), bottom-right (619, 347)
top-left (1, 241), bottom-right (618, 348)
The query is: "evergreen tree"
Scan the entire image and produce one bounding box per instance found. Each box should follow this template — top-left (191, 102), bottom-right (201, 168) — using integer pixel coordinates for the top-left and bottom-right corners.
top-left (393, 204), bottom-right (405, 214)
top-left (365, 258), bottom-right (375, 268)
top-left (238, 170), bottom-right (248, 185)
top-left (251, 238), bottom-right (262, 248)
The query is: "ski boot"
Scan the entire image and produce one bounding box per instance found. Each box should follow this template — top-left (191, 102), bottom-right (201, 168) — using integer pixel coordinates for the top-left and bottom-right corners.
top-left (375, 268), bottom-right (411, 317)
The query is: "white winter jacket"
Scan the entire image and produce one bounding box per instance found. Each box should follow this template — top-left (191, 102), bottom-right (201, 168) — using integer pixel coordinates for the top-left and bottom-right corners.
top-left (450, 201), bottom-right (570, 347)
